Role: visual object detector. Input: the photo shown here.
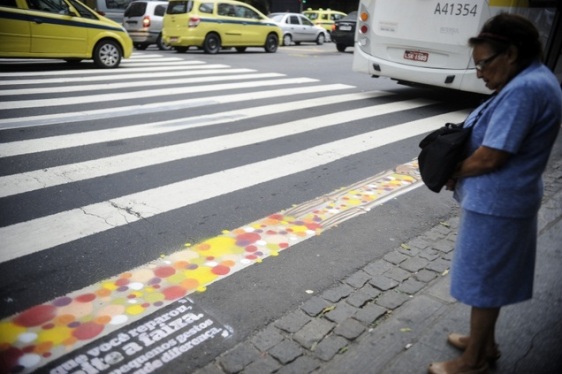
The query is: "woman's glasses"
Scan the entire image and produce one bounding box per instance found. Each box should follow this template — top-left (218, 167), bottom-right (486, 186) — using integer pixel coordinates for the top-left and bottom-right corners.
top-left (475, 53), bottom-right (502, 71)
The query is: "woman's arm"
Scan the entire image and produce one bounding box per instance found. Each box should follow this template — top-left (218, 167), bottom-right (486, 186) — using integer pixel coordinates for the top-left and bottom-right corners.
top-left (446, 146), bottom-right (510, 190)
top-left (454, 145), bottom-right (511, 178)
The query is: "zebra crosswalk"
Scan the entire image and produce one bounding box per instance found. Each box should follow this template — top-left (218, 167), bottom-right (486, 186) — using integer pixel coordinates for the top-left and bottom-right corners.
top-left (0, 52), bottom-right (469, 373)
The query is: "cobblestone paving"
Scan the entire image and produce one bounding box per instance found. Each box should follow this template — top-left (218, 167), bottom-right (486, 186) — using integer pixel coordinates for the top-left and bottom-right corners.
top-left (195, 160), bottom-right (562, 374)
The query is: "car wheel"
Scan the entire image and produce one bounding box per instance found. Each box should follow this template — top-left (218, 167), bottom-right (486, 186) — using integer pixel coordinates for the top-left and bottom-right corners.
top-left (134, 43), bottom-right (148, 50)
top-left (283, 34), bottom-right (292, 46)
top-left (336, 43), bottom-right (347, 52)
top-left (264, 33), bottom-right (278, 53)
top-left (93, 39), bottom-right (122, 69)
top-left (175, 47), bottom-right (188, 53)
top-left (316, 33), bottom-right (326, 45)
top-left (157, 35), bottom-right (172, 51)
top-left (235, 47), bottom-right (247, 52)
top-left (203, 33), bottom-right (221, 54)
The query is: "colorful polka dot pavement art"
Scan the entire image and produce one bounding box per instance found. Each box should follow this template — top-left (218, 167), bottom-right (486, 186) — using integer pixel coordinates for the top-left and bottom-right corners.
top-left (0, 161), bottom-right (421, 373)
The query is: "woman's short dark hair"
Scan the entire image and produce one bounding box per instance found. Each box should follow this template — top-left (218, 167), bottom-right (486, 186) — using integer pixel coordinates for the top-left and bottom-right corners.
top-left (468, 13), bottom-right (543, 67)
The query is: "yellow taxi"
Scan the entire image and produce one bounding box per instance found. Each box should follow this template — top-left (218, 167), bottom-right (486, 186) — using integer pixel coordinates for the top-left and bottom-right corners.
top-left (0, 0), bottom-right (133, 68)
top-left (302, 8), bottom-right (347, 33)
top-left (162, 0), bottom-right (282, 54)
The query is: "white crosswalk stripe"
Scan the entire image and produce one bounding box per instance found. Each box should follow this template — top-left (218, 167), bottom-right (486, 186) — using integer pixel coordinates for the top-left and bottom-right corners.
top-left (0, 55), bottom-right (465, 261)
top-left (0, 52), bottom-right (473, 374)
top-left (0, 53), bottom-right (468, 280)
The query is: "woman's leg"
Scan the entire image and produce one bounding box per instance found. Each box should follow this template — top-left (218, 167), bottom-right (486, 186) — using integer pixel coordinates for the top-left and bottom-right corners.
top-left (429, 306), bottom-right (500, 373)
top-left (462, 307), bottom-right (500, 365)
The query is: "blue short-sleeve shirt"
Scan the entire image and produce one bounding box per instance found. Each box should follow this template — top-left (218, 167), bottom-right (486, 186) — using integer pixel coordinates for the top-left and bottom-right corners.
top-left (454, 62), bottom-right (562, 217)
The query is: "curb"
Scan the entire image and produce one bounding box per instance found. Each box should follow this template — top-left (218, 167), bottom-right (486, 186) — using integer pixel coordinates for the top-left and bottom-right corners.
top-left (195, 159), bottom-right (562, 374)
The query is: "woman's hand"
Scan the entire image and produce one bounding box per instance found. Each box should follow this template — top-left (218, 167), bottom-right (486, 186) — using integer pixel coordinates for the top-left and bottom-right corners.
top-left (445, 178), bottom-right (457, 191)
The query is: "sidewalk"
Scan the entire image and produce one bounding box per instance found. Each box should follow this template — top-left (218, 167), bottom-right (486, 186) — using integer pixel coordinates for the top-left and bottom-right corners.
top-left (195, 159), bottom-right (562, 374)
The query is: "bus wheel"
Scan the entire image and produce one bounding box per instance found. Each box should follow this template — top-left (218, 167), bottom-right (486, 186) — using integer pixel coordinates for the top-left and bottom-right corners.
top-left (203, 33), bottom-right (221, 54)
top-left (264, 33), bottom-right (278, 53)
top-left (93, 39), bottom-right (122, 68)
top-left (336, 44), bottom-right (347, 52)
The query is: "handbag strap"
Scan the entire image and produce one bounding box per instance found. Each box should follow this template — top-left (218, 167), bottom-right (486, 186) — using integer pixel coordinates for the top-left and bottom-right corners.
top-left (464, 93), bottom-right (497, 129)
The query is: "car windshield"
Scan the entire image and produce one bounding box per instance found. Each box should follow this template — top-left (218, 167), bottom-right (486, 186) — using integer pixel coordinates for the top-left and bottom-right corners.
top-left (166, 0), bottom-right (193, 14)
top-left (304, 12), bottom-right (318, 20)
top-left (340, 11), bottom-right (357, 22)
top-left (269, 14), bottom-right (284, 22)
top-left (124, 2), bottom-right (147, 17)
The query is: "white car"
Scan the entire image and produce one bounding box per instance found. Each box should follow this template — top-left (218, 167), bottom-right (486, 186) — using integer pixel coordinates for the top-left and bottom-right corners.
top-left (123, 0), bottom-right (170, 50)
top-left (269, 12), bottom-right (328, 46)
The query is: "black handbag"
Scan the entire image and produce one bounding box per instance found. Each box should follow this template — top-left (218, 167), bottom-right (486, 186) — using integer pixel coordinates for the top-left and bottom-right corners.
top-left (418, 122), bottom-right (471, 193)
top-left (418, 95), bottom-right (496, 193)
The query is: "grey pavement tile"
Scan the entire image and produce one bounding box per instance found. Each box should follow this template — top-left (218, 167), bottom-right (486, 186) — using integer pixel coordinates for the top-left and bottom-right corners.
top-left (425, 258), bottom-right (451, 274)
top-left (194, 363), bottom-right (225, 374)
top-left (400, 256), bottom-right (429, 273)
top-left (384, 267), bottom-right (412, 282)
top-left (324, 302), bottom-right (358, 324)
top-left (363, 260), bottom-right (394, 276)
top-left (397, 245), bottom-right (421, 257)
top-left (375, 290), bottom-right (411, 310)
top-left (275, 356), bottom-right (321, 374)
top-left (432, 239), bottom-right (455, 253)
top-left (346, 287), bottom-right (380, 308)
top-left (406, 237), bottom-right (430, 250)
top-left (383, 251), bottom-right (409, 265)
top-left (313, 335), bottom-right (348, 361)
top-left (321, 283), bottom-right (354, 303)
top-left (242, 355), bottom-right (281, 374)
top-left (301, 296), bottom-right (331, 317)
top-left (369, 275), bottom-right (398, 291)
top-left (419, 248), bottom-right (440, 261)
top-left (397, 278), bottom-right (426, 295)
top-left (415, 269), bottom-right (438, 283)
top-left (354, 303), bottom-right (388, 325)
top-left (268, 340), bottom-right (303, 365)
top-left (343, 270), bottom-right (372, 289)
top-left (333, 318), bottom-right (366, 340)
top-left (293, 318), bottom-right (335, 350)
top-left (424, 275), bottom-right (456, 304)
top-left (251, 325), bottom-right (285, 352)
top-left (275, 310), bottom-right (312, 333)
top-left (218, 344), bottom-right (261, 374)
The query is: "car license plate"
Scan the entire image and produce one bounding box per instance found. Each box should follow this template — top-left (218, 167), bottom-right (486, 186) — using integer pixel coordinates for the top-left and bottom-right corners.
top-left (169, 37), bottom-right (178, 43)
top-left (404, 50), bottom-right (429, 62)
top-left (339, 25), bottom-right (352, 31)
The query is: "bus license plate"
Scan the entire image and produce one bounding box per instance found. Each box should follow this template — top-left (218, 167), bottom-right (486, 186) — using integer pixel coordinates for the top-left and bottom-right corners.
top-left (404, 50), bottom-right (429, 62)
top-left (339, 25), bottom-right (352, 31)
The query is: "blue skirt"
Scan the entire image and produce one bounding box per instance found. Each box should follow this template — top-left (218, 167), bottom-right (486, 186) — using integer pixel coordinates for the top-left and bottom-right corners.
top-left (450, 209), bottom-right (537, 308)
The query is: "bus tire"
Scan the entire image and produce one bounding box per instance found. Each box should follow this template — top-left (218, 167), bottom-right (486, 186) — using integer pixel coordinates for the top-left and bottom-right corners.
top-left (93, 39), bottom-right (122, 68)
top-left (336, 43), bottom-right (347, 52)
top-left (203, 33), bottom-right (221, 54)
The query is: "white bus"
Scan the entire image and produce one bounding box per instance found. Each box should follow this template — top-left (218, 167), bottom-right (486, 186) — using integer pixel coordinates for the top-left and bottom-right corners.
top-left (352, 0), bottom-right (562, 94)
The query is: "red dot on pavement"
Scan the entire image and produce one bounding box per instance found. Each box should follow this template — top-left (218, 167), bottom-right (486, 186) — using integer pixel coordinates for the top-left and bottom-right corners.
top-left (211, 265), bottom-right (230, 275)
top-left (14, 304), bottom-right (57, 327)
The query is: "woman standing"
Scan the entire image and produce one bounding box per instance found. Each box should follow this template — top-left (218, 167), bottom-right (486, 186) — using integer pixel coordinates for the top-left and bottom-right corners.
top-left (428, 13), bottom-right (562, 374)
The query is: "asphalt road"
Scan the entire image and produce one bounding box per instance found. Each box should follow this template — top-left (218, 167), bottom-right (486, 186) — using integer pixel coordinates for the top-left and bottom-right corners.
top-left (0, 43), bottom-right (486, 373)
